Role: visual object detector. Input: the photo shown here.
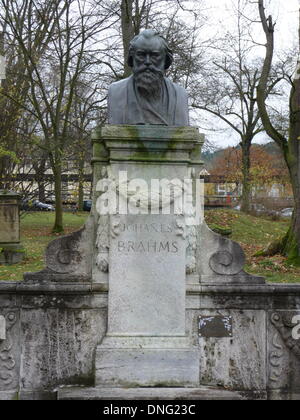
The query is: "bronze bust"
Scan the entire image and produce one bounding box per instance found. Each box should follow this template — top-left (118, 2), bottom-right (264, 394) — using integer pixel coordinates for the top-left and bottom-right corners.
top-left (108, 29), bottom-right (189, 126)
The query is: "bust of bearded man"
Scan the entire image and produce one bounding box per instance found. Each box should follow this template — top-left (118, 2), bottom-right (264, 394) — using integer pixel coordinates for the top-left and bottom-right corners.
top-left (108, 29), bottom-right (189, 126)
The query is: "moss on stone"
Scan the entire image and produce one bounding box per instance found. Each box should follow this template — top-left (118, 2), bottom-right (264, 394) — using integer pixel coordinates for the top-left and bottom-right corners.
top-left (0, 244), bottom-right (25, 253)
top-left (210, 224), bottom-right (232, 237)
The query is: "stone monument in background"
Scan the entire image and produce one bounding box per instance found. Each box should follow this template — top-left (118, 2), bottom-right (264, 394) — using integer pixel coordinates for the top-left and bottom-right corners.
top-left (0, 191), bottom-right (25, 265)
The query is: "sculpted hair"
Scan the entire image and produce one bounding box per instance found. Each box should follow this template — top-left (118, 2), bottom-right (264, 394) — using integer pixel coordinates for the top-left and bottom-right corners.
top-left (128, 29), bottom-right (173, 70)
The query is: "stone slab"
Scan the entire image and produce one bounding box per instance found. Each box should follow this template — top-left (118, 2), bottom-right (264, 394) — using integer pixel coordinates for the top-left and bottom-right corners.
top-left (196, 310), bottom-right (267, 391)
top-left (58, 386), bottom-right (245, 400)
top-left (268, 390), bottom-right (300, 400)
top-left (0, 200), bottom-right (19, 243)
top-left (19, 390), bottom-right (57, 400)
top-left (20, 308), bottom-right (106, 391)
top-left (95, 125), bottom-right (203, 165)
top-left (0, 315), bottom-right (5, 340)
top-left (0, 390), bottom-right (19, 400)
top-left (99, 336), bottom-right (191, 349)
top-left (0, 243), bottom-right (25, 265)
top-left (96, 347), bottom-right (200, 388)
top-left (108, 214), bottom-right (186, 336)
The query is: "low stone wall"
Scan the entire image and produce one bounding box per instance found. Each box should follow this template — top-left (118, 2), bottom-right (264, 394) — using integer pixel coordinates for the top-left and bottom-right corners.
top-left (0, 283), bottom-right (107, 400)
top-left (0, 282), bottom-right (299, 400)
top-left (187, 284), bottom-right (300, 400)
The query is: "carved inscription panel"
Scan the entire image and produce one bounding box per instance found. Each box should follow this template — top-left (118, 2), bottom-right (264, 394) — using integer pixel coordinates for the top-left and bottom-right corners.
top-left (116, 221), bottom-right (180, 255)
top-left (108, 214), bottom-right (186, 336)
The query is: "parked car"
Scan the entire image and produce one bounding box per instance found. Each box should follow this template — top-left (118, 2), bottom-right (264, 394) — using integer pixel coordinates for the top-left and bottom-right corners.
top-left (251, 204), bottom-right (267, 214)
top-left (281, 208), bottom-right (293, 218)
top-left (32, 200), bottom-right (55, 211)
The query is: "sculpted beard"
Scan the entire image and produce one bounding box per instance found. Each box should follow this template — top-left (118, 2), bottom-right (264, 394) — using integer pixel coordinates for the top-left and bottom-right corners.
top-left (134, 66), bottom-right (164, 99)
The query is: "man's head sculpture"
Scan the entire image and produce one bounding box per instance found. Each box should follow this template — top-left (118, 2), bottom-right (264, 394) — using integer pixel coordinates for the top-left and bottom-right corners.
top-left (107, 29), bottom-right (189, 126)
top-left (128, 30), bottom-right (173, 100)
top-left (128, 30), bottom-right (173, 70)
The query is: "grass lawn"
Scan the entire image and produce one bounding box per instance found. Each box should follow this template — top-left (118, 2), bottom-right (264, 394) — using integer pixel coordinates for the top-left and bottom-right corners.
top-left (0, 212), bottom-right (88, 282)
top-left (205, 209), bottom-right (300, 283)
top-left (0, 209), bottom-right (299, 283)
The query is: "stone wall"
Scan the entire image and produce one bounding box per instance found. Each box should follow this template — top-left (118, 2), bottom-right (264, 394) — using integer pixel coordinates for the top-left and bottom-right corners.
top-left (0, 283), bottom-right (107, 400)
top-left (187, 284), bottom-right (300, 400)
top-left (0, 282), bottom-right (299, 400)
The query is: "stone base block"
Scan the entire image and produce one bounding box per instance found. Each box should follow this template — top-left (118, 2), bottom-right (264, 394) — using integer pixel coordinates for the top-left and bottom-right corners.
top-left (96, 345), bottom-right (200, 388)
top-left (268, 390), bottom-right (300, 401)
top-left (99, 335), bottom-right (191, 349)
top-left (58, 386), bottom-right (245, 400)
top-left (0, 243), bottom-right (25, 265)
top-left (0, 391), bottom-right (19, 400)
top-left (18, 391), bottom-right (57, 400)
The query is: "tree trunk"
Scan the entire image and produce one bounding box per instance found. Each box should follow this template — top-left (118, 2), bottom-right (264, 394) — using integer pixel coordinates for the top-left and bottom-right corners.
top-left (52, 165), bottom-right (64, 234)
top-left (121, 0), bottom-right (134, 78)
top-left (35, 159), bottom-right (47, 202)
top-left (283, 152), bottom-right (300, 265)
top-left (0, 158), bottom-right (4, 189)
top-left (281, 213), bottom-right (300, 265)
top-left (38, 182), bottom-right (46, 202)
top-left (256, 0), bottom-right (300, 262)
top-left (281, 53), bottom-right (300, 264)
top-left (77, 159), bottom-right (84, 212)
top-left (262, 81), bottom-right (300, 264)
top-left (240, 140), bottom-right (251, 213)
top-left (0, 156), bottom-right (10, 190)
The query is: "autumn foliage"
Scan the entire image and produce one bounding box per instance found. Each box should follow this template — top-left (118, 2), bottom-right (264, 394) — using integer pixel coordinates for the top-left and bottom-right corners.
top-left (210, 145), bottom-right (290, 188)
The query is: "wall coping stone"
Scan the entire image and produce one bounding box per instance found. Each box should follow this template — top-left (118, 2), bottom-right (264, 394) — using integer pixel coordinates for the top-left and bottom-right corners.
top-left (0, 281), bottom-right (300, 296)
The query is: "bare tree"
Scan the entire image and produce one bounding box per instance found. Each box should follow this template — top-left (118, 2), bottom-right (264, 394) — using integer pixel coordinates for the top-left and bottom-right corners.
top-left (257, 0), bottom-right (300, 264)
top-left (0, 0), bottom-right (116, 232)
top-left (66, 76), bottom-right (107, 210)
top-left (192, 0), bottom-right (285, 213)
top-left (116, 0), bottom-right (206, 81)
top-left (0, 25), bottom-right (31, 189)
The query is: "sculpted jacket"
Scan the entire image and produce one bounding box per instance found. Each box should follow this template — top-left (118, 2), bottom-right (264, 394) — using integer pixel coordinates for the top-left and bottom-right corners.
top-left (108, 75), bottom-right (189, 126)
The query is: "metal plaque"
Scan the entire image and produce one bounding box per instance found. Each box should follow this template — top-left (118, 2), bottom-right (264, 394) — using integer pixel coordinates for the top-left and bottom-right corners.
top-left (199, 316), bottom-right (233, 338)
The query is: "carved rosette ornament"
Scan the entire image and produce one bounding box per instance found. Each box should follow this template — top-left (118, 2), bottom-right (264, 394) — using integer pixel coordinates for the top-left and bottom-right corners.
top-left (0, 312), bottom-right (17, 387)
top-left (209, 243), bottom-right (245, 276)
top-left (46, 230), bottom-right (83, 274)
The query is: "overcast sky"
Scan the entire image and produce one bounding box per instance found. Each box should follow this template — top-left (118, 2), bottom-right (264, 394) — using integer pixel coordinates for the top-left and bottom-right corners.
top-left (195, 0), bottom-right (300, 150)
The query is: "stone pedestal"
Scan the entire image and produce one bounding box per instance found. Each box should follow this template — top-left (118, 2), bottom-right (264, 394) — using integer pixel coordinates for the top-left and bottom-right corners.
top-left (96, 338), bottom-right (200, 388)
top-left (0, 191), bottom-right (25, 265)
top-left (21, 124), bottom-right (268, 400)
top-left (58, 386), bottom-right (245, 400)
top-left (93, 125), bottom-right (203, 387)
